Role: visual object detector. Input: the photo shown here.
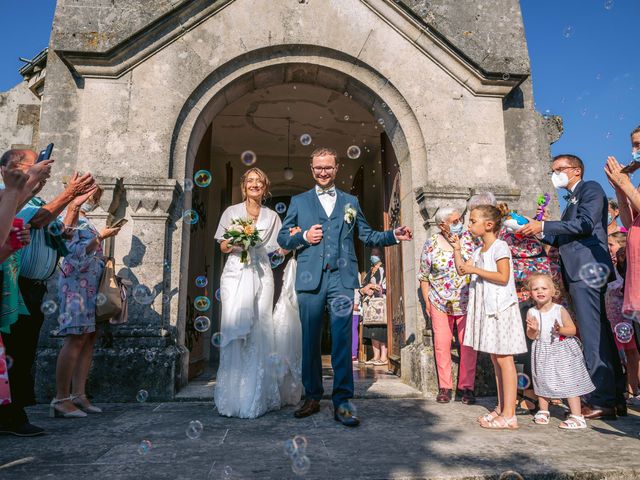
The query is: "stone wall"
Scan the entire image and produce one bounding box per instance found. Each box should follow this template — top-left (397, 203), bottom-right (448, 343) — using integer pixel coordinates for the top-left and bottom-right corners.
top-left (0, 81), bottom-right (41, 152)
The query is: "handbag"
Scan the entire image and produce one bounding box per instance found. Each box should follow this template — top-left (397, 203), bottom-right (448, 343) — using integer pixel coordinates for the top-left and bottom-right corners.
top-left (362, 296), bottom-right (387, 325)
top-left (109, 280), bottom-right (129, 325)
top-left (96, 257), bottom-right (123, 323)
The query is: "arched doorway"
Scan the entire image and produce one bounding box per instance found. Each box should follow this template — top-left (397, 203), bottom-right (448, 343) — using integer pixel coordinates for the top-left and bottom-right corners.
top-left (175, 61), bottom-right (418, 390)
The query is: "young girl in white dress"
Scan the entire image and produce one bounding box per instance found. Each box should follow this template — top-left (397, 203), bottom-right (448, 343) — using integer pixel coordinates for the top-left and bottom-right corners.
top-left (525, 273), bottom-right (594, 430)
top-left (448, 204), bottom-right (527, 429)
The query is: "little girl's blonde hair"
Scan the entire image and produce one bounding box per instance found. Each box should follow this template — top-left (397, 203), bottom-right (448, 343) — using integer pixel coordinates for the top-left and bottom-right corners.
top-left (524, 272), bottom-right (559, 297)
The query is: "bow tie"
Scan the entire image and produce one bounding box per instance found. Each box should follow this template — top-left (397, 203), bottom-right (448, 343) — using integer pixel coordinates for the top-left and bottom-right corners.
top-left (317, 187), bottom-right (336, 197)
top-left (563, 193), bottom-right (574, 202)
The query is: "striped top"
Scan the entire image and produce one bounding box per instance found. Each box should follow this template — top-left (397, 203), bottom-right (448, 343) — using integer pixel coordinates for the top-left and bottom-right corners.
top-left (15, 197), bottom-right (59, 280)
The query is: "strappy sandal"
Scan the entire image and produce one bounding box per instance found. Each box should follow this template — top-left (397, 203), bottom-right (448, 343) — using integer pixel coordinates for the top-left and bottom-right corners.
top-left (365, 359), bottom-right (378, 365)
top-left (559, 415), bottom-right (587, 430)
top-left (480, 415), bottom-right (519, 430)
top-left (373, 359), bottom-right (388, 366)
top-left (477, 408), bottom-right (500, 424)
top-left (533, 410), bottom-right (550, 425)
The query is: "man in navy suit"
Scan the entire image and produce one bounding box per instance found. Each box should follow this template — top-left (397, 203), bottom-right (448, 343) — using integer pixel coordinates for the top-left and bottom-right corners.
top-left (520, 154), bottom-right (626, 419)
top-left (277, 147), bottom-right (412, 427)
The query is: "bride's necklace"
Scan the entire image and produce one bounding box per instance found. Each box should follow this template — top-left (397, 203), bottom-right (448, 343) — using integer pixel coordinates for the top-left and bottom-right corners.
top-left (245, 200), bottom-right (260, 222)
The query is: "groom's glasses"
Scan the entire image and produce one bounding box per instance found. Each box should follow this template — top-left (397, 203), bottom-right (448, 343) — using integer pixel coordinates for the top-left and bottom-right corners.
top-left (312, 166), bottom-right (336, 173)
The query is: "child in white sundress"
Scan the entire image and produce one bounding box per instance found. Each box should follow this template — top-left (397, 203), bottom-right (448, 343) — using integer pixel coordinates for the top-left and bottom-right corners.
top-left (525, 273), bottom-right (595, 430)
top-left (447, 204), bottom-right (527, 430)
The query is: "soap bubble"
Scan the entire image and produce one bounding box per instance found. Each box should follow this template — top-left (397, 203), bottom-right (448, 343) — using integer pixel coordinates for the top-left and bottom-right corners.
top-left (137, 440), bottom-right (152, 455)
top-left (291, 454), bottom-right (311, 475)
top-left (183, 177), bottom-right (194, 192)
top-left (133, 284), bottom-right (155, 305)
top-left (300, 134), bottom-right (312, 146)
top-left (41, 300), bottom-right (58, 315)
top-left (5, 355), bottom-right (13, 370)
top-left (293, 435), bottom-right (308, 453)
top-left (215, 289), bottom-right (222, 302)
top-left (144, 351), bottom-right (156, 362)
top-left (284, 438), bottom-right (297, 457)
top-left (96, 293), bottom-right (107, 307)
top-left (517, 373), bottom-right (531, 390)
top-left (343, 115), bottom-right (350, 121)
top-left (270, 251), bottom-right (285, 269)
top-left (499, 472), bottom-right (524, 480)
top-left (578, 262), bottom-right (610, 289)
top-left (58, 313), bottom-right (72, 328)
top-left (336, 401), bottom-right (357, 423)
top-left (161, 293), bottom-right (171, 305)
top-left (502, 73), bottom-right (510, 81)
top-left (222, 466), bottom-right (233, 479)
top-left (65, 293), bottom-right (85, 315)
top-left (211, 332), bottom-right (223, 348)
top-left (300, 271), bottom-right (313, 285)
top-left (377, 118), bottom-right (385, 125)
top-left (195, 275), bottom-right (208, 288)
top-left (337, 258), bottom-right (347, 268)
top-left (186, 420), bottom-right (203, 439)
top-left (330, 295), bottom-right (354, 317)
top-left (275, 202), bottom-right (287, 214)
top-left (183, 209), bottom-right (199, 225)
top-left (605, 132), bottom-right (613, 140)
top-left (47, 220), bottom-right (65, 236)
top-left (614, 322), bottom-right (633, 344)
top-left (347, 145), bottom-right (361, 160)
top-left (241, 150), bottom-right (257, 166)
top-left (194, 170), bottom-right (212, 188)
top-left (136, 389), bottom-right (149, 403)
top-left (194, 296), bottom-right (211, 312)
top-left (194, 316), bottom-right (211, 333)
top-left (604, 0), bottom-right (614, 10)
top-left (562, 26), bottom-right (573, 38)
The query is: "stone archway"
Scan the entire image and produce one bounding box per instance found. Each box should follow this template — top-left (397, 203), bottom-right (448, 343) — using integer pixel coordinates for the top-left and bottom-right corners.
top-left (170, 49), bottom-right (427, 389)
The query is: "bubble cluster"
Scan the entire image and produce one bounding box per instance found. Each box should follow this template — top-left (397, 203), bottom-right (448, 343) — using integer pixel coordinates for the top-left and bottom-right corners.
top-left (275, 202), bottom-right (287, 214)
top-left (562, 26), bottom-right (574, 38)
top-left (133, 285), bottom-right (155, 305)
top-left (194, 170), bottom-right (212, 188)
top-left (330, 295), bottom-right (354, 317)
top-left (614, 322), bottom-right (633, 344)
top-left (578, 262), bottom-right (610, 289)
top-left (270, 251), bottom-right (285, 269)
top-left (283, 435), bottom-right (310, 476)
top-left (40, 300), bottom-right (58, 315)
top-left (144, 351), bottom-right (156, 362)
top-left (138, 440), bottom-right (153, 455)
top-left (136, 389), bottom-right (149, 403)
top-left (347, 145), bottom-right (361, 160)
top-left (211, 332), bottom-right (223, 348)
top-left (194, 296), bottom-right (211, 312)
top-left (300, 134), bottom-right (312, 146)
top-left (47, 220), bottom-right (65, 236)
top-left (183, 209), bottom-right (199, 225)
top-left (241, 150), bottom-right (257, 166)
top-left (186, 420), bottom-right (203, 440)
top-left (195, 275), bottom-right (208, 288)
top-left (517, 372), bottom-right (531, 390)
top-left (194, 316), bottom-right (211, 333)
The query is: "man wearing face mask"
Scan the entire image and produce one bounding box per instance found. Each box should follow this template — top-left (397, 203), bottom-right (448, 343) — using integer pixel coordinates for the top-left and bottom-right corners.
top-left (520, 154), bottom-right (626, 420)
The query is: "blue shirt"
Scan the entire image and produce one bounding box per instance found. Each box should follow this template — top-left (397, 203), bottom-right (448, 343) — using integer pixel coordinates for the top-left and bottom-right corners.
top-left (16, 197), bottom-right (59, 280)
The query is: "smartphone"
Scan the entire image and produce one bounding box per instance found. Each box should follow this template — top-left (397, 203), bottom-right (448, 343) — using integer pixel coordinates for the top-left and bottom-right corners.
top-left (621, 160), bottom-right (640, 174)
top-left (8, 218), bottom-right (24, 250)
top-left (111, 218), bottom-right (128, 228)
top-left (36, 143), bottom-right (54, 163)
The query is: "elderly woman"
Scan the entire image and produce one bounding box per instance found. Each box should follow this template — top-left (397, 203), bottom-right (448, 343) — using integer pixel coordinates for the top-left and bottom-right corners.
top-left (418, 207), bottom-right (477, 404)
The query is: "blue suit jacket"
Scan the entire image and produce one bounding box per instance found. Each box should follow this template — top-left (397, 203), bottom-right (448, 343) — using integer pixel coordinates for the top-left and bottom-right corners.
top-left (277, 188), bottom-right (397, 291)
top-left (542, 180), bottom-right (615, 284)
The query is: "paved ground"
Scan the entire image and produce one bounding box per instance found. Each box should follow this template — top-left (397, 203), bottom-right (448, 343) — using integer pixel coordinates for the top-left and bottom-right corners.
top-left (1, 395), bottom-right (639, 480)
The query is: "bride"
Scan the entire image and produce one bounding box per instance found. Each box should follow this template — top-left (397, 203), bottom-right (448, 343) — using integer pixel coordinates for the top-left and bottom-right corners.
top-left (213, 167), bottom-right (302, 418)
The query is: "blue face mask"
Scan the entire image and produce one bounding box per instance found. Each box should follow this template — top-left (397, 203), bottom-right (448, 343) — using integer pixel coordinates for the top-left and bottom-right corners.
top-left (607, 214), bottom-right (613, 225)
top-left (633, 150), bottom-right (640, 162)
top-left (370, 255), bottom-right (381, 265)
top-left (449, 223), bottom-right (464, 235)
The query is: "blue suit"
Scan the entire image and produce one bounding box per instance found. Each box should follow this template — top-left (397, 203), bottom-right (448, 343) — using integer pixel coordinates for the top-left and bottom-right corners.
top-left (277, 188), bottom-right (397, 407)
top-left (542, 180), bottom-right (625, 407)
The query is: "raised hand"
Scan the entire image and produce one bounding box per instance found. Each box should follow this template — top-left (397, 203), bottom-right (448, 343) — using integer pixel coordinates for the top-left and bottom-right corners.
top-left (26, 159), bottom-right (53, 189)
top-left (394, 226), bottom-right (413, 241)
top-left (526, 316), bottom-right (539, 335)
top-left (1, 161), bottom-right (29, 192)
top-left (306, 224), bottom-right (323, 245)
top-left (65, 172), bottom-right (96, 198)
top-left (72, 185), bottom-right (99, 208)
top-left (604, 156), bottom-right (632, 191)
top-left (98, 226), bottom-right (121, 240)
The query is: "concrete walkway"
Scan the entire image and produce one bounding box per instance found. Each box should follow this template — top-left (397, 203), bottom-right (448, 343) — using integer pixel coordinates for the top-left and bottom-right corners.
top-left (1, 397), bottom-right (639, 479)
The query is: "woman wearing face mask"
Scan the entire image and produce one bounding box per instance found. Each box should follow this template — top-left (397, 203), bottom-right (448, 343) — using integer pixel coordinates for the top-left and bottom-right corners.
top-left (51, 185), bottom-right (122, 418)
top-left (360, 248), bottom-right (389, 366)
top-left (418, 207), bottom-right (478, 404)
top-left (607, 199), bottom-right (625, 235)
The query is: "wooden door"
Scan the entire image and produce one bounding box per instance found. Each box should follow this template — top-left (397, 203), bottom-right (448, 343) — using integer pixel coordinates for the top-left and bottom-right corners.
top-left (381, 133), bottom-right (404, 374)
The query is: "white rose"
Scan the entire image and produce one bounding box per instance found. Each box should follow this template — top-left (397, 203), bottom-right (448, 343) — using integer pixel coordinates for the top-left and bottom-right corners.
top-left (229, 224), bottom-right (244, 233)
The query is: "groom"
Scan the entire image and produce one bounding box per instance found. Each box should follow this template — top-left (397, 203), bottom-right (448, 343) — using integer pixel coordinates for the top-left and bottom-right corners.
top-left (277, 147), bottom-right (412, 427)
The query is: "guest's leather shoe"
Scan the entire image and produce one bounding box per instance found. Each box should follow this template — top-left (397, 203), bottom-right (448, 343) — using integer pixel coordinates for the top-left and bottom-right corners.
top-left (334, 406), bottom-right (360, 427)
top-left (460, 389), bottom-right (476, 405)
top-left (581, 404), bottom-right (617, 420)
top-left (293, 399), bottom-right (320, 418)
top-left (615, 403), bottom-right (628, 417)
top-left (436, 388), bottom-right (452, 403)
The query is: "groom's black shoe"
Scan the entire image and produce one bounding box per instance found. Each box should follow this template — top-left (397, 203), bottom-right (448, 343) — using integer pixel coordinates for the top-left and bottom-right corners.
top-left (294, 399), bottom-right (320, 418)
top-left (334, 406), bottom-right (360, 427)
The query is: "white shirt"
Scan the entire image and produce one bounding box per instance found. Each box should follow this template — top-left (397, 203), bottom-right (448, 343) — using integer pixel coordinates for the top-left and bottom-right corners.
top-left (315, 185), bottom-right (336, 217)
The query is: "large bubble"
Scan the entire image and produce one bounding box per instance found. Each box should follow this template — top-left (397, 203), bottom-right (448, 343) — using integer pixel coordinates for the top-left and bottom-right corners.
top-left (578, 262), bottom-right (610, 289)
top-left (194, 296), bottom-right (211, 312)
top-left (241, 150), bottom-right (257, 166)
top-left (194, 316), bottom-right (211, 333)
top-left (347, 146), bottom-right (361, 160)
top-left (299, 134), bottom-right (312, 146)
top-left (194, 170), bottom-right (212, 188)
top-left (614, 322), bottom-right (633, 344)
top-left (186, 420), bottom-right (203, 440)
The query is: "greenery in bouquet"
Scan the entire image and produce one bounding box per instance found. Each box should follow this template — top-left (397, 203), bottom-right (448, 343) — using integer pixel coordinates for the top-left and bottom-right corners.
top-left (223, 217), bottom-right (262, 264)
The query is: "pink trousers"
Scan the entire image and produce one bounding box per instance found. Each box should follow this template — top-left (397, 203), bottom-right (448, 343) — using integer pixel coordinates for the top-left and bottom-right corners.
top-left (430, 305), bottom-right (477, 390)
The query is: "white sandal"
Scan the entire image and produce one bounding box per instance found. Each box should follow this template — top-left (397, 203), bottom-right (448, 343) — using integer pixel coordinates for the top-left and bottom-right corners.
top-left (533, 410), bottom-right (550, 425)
top-left (477, 408), bottom-right (500, 423)
top-left (71, 393), bottom-right (103, 414)
top-left (559, 414), bottom-right (587, 430)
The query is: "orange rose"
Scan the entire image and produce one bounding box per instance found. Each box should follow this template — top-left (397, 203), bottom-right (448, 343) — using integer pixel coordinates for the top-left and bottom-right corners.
top-left (244, 225), bottom-right (255, 235)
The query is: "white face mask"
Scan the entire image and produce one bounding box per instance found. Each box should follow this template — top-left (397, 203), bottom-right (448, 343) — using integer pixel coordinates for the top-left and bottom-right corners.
top-left (551, 172), bottom-right (570, 189)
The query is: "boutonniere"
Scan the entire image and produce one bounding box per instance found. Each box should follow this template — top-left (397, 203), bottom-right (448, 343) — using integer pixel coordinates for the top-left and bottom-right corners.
top-left (344, 204), bottom-right (356, 224)
top-left (562, 193), bottom-right (578, 205)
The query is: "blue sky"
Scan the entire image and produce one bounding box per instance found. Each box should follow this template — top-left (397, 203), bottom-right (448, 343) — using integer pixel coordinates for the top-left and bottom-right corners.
top-left (0, 0), bottom-right (637, 201)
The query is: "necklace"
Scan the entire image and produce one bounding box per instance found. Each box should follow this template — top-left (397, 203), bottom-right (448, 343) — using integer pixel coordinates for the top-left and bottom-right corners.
top-left (245, 201), bottom-right (260, 222)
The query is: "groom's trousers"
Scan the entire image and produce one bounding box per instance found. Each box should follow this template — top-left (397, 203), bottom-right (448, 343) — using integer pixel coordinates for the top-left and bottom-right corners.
top-left (297, 268), bottom-right (354, 408)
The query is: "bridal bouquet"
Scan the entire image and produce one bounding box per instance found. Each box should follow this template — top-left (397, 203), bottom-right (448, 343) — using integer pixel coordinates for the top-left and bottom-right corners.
top-left (223, 217), bottom-right (262, 264)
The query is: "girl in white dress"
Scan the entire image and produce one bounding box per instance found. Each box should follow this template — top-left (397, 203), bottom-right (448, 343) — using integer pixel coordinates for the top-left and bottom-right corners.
top-left (213, 168), bottom-right (300, 418)
top-left (525, 273), bottom-right (594, 430)
top-left (447, 204), bottom-right (527, 430)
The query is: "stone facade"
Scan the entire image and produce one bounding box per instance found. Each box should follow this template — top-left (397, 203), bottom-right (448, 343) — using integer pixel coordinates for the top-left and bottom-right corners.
top-left (2, 0), bottom-right (559, 401)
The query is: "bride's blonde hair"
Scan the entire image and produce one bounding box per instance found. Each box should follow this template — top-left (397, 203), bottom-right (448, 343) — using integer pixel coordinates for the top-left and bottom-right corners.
top-left (241, 167), bottom-right (271, 201)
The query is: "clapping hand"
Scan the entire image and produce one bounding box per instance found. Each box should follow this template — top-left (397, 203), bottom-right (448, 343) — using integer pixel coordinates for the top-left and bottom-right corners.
top-left (394, 226), bottom-right (413, 241)
top-left (71, 185), bottom-right (99, 208)
top-left (526, 316), bottom-right (539, 336)
top-left (604, 156), bottom-right (632, 191)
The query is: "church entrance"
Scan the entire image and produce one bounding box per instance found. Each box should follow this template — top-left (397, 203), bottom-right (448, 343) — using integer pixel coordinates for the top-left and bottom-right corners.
top-left (181, 77), bottom-right (406, 390)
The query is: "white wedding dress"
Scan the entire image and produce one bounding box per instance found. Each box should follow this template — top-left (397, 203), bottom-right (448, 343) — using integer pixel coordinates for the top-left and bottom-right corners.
top-left (213, 203), bottom-right (302, 418)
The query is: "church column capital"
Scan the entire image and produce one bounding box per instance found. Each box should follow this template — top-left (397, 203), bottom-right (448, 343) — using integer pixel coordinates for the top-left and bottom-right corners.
top-left (124, 178), bottom-right (182, 220)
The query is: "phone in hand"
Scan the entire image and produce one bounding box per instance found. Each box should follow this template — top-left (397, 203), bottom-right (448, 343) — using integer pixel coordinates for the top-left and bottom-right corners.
top-left (36, 143), bottom-right (54, 163)
top-left (8, 218), bottom-right (24, 250)
top-left (111, 218), bottom-right (128, 228)
top-left (621, 160), bottom-right (640, 174)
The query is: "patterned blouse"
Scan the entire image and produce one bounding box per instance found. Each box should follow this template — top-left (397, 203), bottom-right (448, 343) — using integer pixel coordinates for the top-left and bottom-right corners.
top-left (417, 233), bottom-right (474, 315)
